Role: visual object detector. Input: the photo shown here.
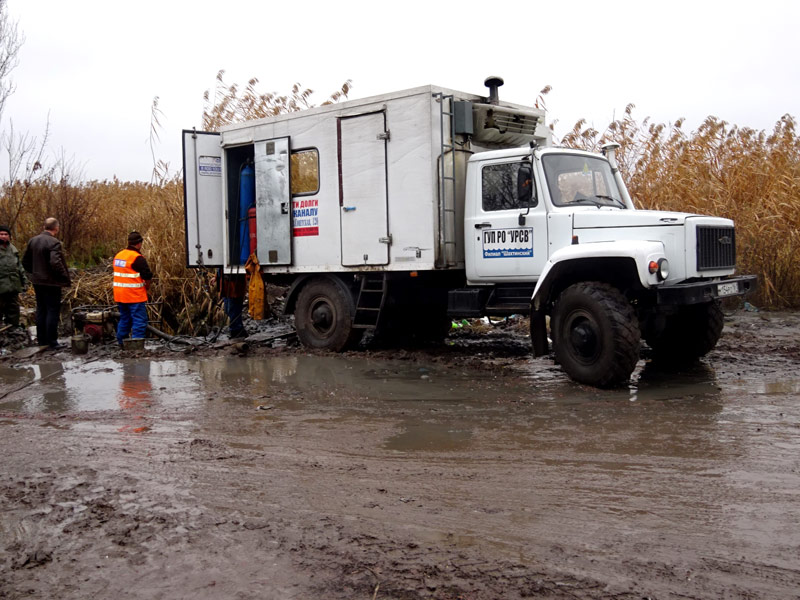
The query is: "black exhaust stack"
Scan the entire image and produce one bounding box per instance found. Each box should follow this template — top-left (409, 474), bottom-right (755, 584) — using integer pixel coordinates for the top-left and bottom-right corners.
top-left (484, 76), bottom-right (504, 105)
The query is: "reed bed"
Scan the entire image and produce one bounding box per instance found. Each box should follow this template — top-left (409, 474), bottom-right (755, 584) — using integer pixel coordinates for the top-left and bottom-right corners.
top-left (1, 90), bottom-right (798, 334)
top-left (3, 175), bottom-right (225, 334)
top-left (560, 107), bottom-right (800, 308)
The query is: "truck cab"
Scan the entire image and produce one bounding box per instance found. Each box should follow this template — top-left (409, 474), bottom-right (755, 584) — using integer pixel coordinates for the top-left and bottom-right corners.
top-left (457, 143), bottom-right (756, 386)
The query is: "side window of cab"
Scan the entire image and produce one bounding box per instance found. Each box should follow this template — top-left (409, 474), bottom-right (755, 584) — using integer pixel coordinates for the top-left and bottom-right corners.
top-left (481, 161), bottom-right (536, 211)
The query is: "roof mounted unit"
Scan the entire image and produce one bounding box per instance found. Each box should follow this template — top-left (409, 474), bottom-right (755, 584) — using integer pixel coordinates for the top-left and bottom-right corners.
top-left (472, 104), bottom-right (545, 147)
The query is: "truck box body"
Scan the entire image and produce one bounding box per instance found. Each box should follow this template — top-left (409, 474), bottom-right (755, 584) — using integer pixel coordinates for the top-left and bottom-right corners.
top-left (182, 79), bottom-right (755, 388)
top-left (183, 85), bottom-right (549, 274)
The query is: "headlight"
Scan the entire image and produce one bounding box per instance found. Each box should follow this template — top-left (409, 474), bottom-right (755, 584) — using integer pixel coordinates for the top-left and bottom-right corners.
top-left (648, 258), bottom-right (670, 281)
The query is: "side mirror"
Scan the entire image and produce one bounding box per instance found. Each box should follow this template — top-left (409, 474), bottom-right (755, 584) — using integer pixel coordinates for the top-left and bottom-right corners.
top-left (517, 163), bottom-right (534, 207)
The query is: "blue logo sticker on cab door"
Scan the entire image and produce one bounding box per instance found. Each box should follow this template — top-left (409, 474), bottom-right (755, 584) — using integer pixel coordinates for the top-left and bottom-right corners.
top-left (482, 228), bottom-right (534, 258)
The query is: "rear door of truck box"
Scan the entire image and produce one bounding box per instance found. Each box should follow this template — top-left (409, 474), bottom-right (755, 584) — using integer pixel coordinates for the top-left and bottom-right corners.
top-left (182, 129), bottom-right (224, 267)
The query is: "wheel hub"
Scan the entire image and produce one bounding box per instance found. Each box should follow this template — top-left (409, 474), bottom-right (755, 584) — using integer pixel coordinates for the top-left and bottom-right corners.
top-left (568, 316), bottom-right (599, 360)
top-left (311, 302), bottom-right (333, 333)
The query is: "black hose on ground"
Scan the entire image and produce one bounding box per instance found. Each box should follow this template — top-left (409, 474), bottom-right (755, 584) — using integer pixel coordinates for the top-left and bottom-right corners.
top-left (107, 307), bottom-right (242, 351)
top-left (109, 311), bottom-right (194, 348)
top-left (146, 324), bottom-right (191, 344)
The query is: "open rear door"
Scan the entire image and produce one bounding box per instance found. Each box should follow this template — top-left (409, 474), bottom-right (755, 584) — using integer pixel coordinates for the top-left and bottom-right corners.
top-left (182, 129), bottom-right (223, 267)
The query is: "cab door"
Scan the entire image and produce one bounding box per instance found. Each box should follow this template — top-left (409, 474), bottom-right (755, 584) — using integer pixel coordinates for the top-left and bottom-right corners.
top-left (467, 158), bottom-right (548, 281)
top-left (338, 112), bottom-right (389, 266)
top-left (182, 129), bottom-right (223, 267)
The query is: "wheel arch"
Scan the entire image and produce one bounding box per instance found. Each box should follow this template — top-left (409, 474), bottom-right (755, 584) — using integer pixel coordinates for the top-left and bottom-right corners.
top-left (533, 256), bottom-right (643, 313)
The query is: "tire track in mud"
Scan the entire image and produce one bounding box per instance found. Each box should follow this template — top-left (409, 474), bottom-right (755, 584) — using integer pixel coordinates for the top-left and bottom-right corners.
top-left (0, 420), bottom-right (632, 600)
top-left (2, 311), bottom-right (800, 599)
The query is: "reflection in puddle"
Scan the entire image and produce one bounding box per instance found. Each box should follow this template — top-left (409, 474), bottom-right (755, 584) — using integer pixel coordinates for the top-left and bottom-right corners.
top-left (116, 362), bottom-right (153, 434)
top-left (0, 359), bottom-right (198, 414)
top-left (195, 355), bottom-right (501, 404)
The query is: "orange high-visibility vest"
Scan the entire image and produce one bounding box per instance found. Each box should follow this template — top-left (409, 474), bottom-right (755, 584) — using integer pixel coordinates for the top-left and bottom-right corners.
top-left (113, 249), bottom-right (147, 303)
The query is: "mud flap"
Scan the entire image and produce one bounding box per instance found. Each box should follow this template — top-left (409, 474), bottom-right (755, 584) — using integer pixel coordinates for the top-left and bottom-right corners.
top-left (530, 309), bottom-right (548, 356)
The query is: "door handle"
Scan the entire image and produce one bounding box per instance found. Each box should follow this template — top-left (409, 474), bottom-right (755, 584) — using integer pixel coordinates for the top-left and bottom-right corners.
top-left (343, 206), bottom-right (356, 212)
top-left (474, 222), bottom-right (491, 229)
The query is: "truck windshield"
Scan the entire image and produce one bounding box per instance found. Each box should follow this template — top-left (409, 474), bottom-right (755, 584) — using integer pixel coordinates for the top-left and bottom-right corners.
top-left (542, 154), bottom-right (626, 208)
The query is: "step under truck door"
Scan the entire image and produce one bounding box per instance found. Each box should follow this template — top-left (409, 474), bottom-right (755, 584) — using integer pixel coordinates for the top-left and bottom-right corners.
top-left (182, 129), bottom-right (223, 268)
top-left (338, 112), bottom-right (389, 266)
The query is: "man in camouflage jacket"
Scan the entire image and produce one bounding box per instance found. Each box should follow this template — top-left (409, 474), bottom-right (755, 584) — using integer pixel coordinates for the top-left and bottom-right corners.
top-left (0, 225), bottom-right (27, 328)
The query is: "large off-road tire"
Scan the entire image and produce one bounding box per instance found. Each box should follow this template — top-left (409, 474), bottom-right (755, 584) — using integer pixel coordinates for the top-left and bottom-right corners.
top-left (645, 301), bottom-right (724, 364)
top-left (294, 278), bottom-right (363, 351)
top-left (551, 282), bottom-right (641, 388)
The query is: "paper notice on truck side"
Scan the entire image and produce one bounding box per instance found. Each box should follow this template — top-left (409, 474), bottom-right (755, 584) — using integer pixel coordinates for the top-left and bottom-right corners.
top-left (482, 227), bottom-right (534, 258)
top-left (292, 198), bottom-right (319, 237)
top-left (198, 155), bottom-right (221, 177)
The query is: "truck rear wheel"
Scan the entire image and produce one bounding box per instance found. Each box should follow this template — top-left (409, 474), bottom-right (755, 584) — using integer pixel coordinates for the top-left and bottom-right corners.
top-left (294, 278), bottom-right (362, 351)
top-left (645, 301), bottom-right (723, 364)
top-left (551, 282), bottom-right (640, 387)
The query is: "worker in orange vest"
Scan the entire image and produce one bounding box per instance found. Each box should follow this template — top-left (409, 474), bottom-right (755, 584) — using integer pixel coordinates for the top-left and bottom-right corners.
top-left (113, 231), bottom-right (153, 346)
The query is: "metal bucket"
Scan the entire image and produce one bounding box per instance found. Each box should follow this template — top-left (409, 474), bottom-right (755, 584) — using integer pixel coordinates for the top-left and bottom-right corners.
top-left (71, 335), bottom-right (89, 355)
top-left (123, 338), bottom-right (145, 351)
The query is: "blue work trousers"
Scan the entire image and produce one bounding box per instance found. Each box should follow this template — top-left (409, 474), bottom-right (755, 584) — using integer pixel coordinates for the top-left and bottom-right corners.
top-left (117, 302), bottom-right (148, 345)
top-left (223, 296), bottom-right (246, 337)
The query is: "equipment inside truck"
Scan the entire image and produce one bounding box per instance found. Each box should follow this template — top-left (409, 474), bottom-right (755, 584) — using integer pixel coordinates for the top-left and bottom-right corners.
top-left (224, 144), bottom-right (255, 265)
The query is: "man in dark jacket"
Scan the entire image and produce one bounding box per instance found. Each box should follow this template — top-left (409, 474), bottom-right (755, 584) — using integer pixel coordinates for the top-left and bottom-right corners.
top-left (22, 217), bottom-right (71, 349)
top-left (0, 225), bottom-right (27, 328)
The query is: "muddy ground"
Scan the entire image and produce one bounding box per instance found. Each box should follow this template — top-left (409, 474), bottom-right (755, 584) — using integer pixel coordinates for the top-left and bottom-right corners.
top-left (1, 310), bottom-right (799, 599)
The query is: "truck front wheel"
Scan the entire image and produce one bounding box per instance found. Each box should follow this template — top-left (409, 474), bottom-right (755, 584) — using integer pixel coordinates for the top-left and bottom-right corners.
top-left (551, 282), bottom-right (641, 387)
top-left (294, 278), bottom-right (362, 351)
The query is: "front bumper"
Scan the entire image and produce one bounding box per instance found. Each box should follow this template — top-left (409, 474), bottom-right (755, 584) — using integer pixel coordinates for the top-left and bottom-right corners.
top-left (656, 275), bottom-right (758, 305)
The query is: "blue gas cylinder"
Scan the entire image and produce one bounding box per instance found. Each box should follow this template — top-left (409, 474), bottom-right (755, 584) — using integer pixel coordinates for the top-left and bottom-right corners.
top-left (238, 163), bottom-right (255, 264)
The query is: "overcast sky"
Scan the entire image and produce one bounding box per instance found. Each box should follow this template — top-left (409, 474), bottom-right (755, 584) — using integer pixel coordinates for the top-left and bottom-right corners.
top-left (2, 0), bottom-right (798, 183)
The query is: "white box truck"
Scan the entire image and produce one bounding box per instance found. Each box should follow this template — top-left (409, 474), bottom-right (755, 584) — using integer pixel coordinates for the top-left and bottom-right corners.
top-left (183, 77), bottom-right (756, 387)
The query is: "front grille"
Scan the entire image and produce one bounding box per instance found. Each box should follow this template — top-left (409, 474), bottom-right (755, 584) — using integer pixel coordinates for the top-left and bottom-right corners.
top-left (696, 226), bottom-right (736, 271)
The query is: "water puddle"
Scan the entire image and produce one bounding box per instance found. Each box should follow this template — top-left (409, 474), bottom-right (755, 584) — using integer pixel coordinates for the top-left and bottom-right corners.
top-left (0, 354), bottom-right (798, 457)
top-left (0, 359), bottom-right (198, 414)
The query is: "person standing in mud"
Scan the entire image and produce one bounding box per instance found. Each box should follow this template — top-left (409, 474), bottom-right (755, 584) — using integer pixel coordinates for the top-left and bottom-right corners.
top-left (113, 231), bottom-right (153, 346)
top-left (210, 269), bottom-right (248, 338)
top-left (22, 218), bottom-right (71, 349)
top-left (0, 225), bottom-right (27, 329)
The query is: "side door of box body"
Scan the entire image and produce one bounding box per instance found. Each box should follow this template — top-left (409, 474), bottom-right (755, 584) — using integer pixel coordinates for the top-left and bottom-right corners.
top-left (254, 137), bottom-right (292, 265)
top-left (182, 129), bottom-right (224, 267)
top-left (338, 112), bottom-right (389, 266)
